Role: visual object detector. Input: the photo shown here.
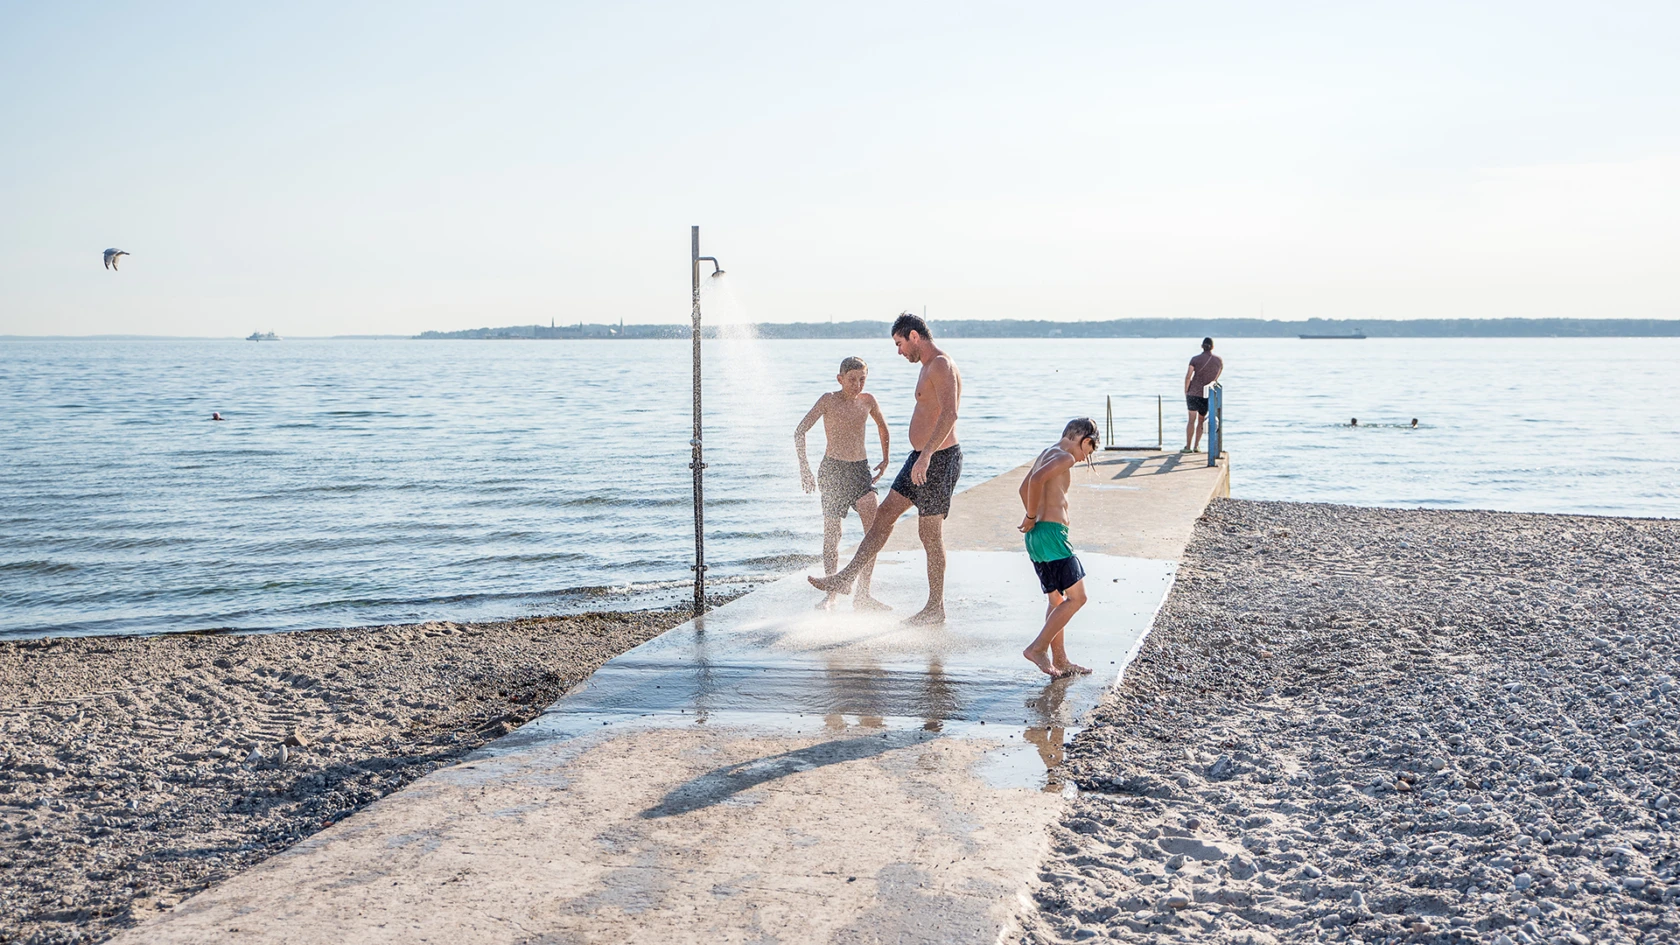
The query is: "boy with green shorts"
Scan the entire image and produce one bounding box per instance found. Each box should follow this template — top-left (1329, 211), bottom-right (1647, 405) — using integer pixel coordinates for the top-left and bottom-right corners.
top-left (1017, 418), bottom-right (1100, 678)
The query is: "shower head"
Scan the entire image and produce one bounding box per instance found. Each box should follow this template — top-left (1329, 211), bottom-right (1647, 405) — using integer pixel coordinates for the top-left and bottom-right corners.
top-left (711, 269), bottom-right (726, 278)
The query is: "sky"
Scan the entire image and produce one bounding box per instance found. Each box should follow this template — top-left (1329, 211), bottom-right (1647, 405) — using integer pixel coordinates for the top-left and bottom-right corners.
top-left (2, 1), bottom-right (1677, 336)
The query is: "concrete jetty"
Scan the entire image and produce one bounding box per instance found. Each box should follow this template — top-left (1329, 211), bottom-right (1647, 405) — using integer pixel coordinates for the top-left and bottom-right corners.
top-left (114, 451), bottom-right (1229, 945)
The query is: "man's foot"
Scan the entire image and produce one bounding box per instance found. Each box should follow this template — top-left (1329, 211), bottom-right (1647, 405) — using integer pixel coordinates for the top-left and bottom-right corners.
top-left (903, 606), bottom-right (945, 627)
top-left (1055, 661), bottom-right (1093, 676)
top-left (854, 595), bottom-right (892, 612)
top-left (808, 572), bottom-right (855, 595)
top-left (815, 593), bottom-right (839, 611)
top-left (1179, 447), bottom-right (1195, 454)
top-left (1023, 647), bottom-right (1063, 678)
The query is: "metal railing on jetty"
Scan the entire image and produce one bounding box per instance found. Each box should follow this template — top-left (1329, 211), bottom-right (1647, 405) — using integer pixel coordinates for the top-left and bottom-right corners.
top-left (1102, 388), bottom-right (1225, 466)
top-left (1104, 394), bottom-right (1163, 452)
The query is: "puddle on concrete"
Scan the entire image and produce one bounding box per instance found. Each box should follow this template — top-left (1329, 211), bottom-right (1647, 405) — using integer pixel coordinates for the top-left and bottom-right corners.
top-left (483, 552), bottom-right (1173, 793)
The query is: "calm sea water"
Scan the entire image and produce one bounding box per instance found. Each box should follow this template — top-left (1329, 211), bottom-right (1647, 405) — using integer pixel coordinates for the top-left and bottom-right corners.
top-left (3, 336), bottom-right (1677, 638)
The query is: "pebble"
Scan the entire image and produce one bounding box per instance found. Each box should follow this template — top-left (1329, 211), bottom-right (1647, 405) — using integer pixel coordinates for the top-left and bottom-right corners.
top-left (1163, 894), bottom-right (1190, 909)
top-left (1302, 865), bottom-right (1322, 879)
top-left (243, 747), bottom-right (262, 765)
top-left (1513, 873), bottom-right (1533, 890)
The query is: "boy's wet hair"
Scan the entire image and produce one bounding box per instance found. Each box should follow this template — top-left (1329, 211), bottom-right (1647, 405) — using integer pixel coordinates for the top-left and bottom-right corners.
top-left (838, 356), bottom-right (867, 374)
top-left (1063, 417), bottom-right (1099, 446)
top-left (891, 312), bottom-right (932, 340)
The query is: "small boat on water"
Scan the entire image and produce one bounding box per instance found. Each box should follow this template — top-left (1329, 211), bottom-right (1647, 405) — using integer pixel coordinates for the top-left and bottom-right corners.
top-left (246, 331), bottom-right (281, 341)
top-left (1299, 329), bottom-right (1366, 340)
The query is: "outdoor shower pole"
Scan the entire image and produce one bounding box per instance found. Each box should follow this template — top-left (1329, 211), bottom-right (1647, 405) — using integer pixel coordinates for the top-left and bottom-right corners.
top-left (690, 226), bottom-right (707, 614)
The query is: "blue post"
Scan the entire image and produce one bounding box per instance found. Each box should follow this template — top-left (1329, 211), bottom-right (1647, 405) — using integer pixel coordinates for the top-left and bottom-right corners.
top-left (1207, 383), bottom-right (1223, 466)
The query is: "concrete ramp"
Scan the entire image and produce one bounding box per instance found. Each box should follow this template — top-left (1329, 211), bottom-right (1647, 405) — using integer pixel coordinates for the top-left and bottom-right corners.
top-left (113, 452), bottom-right (1227, 944)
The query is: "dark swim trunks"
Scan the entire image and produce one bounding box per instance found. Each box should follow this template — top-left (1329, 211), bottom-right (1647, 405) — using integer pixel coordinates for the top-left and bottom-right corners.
top-left (1025, 521), bottom-right (1086, 594)
top-left (818, 457), bottom-right (875, 519)
top-left (1186, 394), bottom-right (1210, 416)
top-left (890, 444), bottom-right (963, 517)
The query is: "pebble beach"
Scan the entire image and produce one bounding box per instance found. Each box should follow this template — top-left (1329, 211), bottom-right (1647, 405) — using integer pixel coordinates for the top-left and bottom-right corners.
top-left (0, 610), bottom-right (690, 945)
top-left (1018, 500), bottom-right (1678, 944)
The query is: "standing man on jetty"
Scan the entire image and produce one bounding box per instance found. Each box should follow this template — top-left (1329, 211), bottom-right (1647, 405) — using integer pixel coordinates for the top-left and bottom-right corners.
top-left (1183, 337), bottom-right (1223, 453)
top-left (809, 313), bottom-right (962, 626)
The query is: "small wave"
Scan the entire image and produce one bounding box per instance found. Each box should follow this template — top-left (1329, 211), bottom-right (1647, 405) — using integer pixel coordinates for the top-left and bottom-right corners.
top-left (735, 553), bottom-right (820, 569)
top-left (0, 559), bottom-right (78, 575)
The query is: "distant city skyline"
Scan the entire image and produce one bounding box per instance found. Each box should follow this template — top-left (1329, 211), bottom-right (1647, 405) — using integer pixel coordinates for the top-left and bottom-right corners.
top-left (3, 3), bottom-right (1677, 337)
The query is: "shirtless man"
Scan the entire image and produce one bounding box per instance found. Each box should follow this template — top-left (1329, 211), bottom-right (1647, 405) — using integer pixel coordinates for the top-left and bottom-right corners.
top-left (808, 313), bottom-right (962, 626)
top-left (795, 356), bottom-right (892, 611)
top-left (1018, 418), bottom-right (1100, 678)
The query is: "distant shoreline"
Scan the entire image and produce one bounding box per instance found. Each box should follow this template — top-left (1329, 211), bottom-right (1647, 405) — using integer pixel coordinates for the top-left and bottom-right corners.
top-left (418, 316), bottom-right (1680, 339)
top-left (7, 317), bottom-right (1680, 341)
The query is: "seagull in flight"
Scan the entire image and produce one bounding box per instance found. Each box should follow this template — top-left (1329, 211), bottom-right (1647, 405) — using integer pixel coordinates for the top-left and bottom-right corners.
top-left (103, 248), bottom-right (129, 271)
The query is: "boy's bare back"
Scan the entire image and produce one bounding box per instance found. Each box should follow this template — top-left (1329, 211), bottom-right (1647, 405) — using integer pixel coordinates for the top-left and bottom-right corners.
top-left (1021, 446), bottom-right (1076, 525)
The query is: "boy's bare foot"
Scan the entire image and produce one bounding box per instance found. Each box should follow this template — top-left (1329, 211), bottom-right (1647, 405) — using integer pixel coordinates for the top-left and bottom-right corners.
top-left (808, 572), bottom-right (854, 595)
top-left (1023, 647), bottom-right (1063, 678)
top-left (903, 606), bottom-right (945, 627)
top-left (853, 596), bottom-right (892, 612)
top-left (1055, 661), bottom-right (1093, 675)
top-left (815, 593), bottom-right (838, 611)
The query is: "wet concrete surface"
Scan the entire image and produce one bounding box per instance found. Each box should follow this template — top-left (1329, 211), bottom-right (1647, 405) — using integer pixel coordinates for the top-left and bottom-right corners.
top-left (490, 550), bottom-right (1175, 790)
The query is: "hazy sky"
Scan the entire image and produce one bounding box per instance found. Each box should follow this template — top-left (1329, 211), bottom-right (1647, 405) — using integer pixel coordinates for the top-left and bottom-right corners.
top-left (3, 2), bottom-right (1677, 336)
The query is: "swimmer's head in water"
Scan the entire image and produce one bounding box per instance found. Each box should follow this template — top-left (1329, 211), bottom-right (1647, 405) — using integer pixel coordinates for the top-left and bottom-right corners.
top-left (1351, 418), bottom-right (1358, 426)
top-left (837, 359), bottom-right (868, 395)
top-left (1202, 337), bottom-right (1214, 351)
top-left (1411, 418), bottom-right (1419, 427)
top-left (1062, 417), bottom-right (1100, 465)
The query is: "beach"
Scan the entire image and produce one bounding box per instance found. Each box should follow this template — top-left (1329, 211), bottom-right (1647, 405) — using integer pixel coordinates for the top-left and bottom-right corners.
top-left (7, 501), bottom-right (1679, 945)
top-left (0, 610), bottom-right (692, 945)
top-left (1018, 500), bottom-right (1678, 943)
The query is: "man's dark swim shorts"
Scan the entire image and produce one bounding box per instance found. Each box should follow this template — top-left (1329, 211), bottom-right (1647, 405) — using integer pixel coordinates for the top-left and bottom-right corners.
top-left (818, 457), bottom-right (875, 519)
top-left (1186, 394), bottom-right (1210, 416)
top-left (890, 444), bottom-right (963, 517)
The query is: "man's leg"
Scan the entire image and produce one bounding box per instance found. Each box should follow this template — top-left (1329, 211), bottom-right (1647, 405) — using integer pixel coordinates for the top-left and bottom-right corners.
top-left (1048, 581), bottom-right (1090, 674)
top-left (817, 516), bottom-right (843, 609)
top-left (809, 490), bottom-right (913, 594)
top-left (1184, 411), bottom-right (1198, 452)
top-left (852, 492), bottom-right (889, 611)
top-left (1191, 411), bottom-right (1207, 452)
top-left (904, 513), bottom-right (947, 625)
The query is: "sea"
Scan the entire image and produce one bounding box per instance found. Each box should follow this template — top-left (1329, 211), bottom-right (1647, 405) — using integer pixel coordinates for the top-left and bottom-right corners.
top-left (3, 336), bottom-right (1677, 639)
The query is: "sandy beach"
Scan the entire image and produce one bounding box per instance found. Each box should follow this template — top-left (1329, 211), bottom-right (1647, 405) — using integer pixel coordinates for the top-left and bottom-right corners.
top-left (0, 610), bottom-right (692, 945)
top-left (1017, 500), bottom-right (1678, 944)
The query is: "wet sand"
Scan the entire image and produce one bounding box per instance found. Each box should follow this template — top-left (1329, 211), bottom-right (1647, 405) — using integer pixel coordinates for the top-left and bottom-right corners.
top-left (0, 610), bottom-right (693, 945)
top-left (1018, 500), bottom-right (1679, 944)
